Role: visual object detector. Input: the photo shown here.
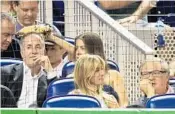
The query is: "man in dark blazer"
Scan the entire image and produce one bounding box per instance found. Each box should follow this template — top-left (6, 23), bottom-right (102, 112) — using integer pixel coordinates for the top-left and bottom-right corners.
top-left (1, 28), bottom-right (57, 108)
top-left (1, 13), bottom-right (21, 59)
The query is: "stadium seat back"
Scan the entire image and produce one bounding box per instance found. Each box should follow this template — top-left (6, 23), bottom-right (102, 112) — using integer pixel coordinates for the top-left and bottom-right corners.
top-left (64, 37), bottom-right (75, 45)
top-left (1, 85), bottom-right (16, 107)
top-left (169, 78), bottom-right (175, 87)
top-left (0, 59), bottom-right (22, 66)
top-left (107, 60), bottom-right (120, 72)
top-left (43, 95), bottom-right (101, 108)
top-left (61, 61), bottom-right (75, 78)
top-left (146, 94), bottom-right (175, 108)
top-left (47, 78), bottom-right (75, 98)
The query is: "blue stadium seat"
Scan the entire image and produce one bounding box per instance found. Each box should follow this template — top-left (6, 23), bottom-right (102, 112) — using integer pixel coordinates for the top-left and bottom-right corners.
top-left (47, 78), bottom-right (75, 98)
top-left (0, 59), bottom-right (22, 66)
top-left (61, 61), bottom-right (75, 78)
top-left (169, 78), bottom-right (175, 87)
top-left (65, 37), bottom-right (75, 45)
top-left (146, 94), bottom-right (175, 108)
top-left (1, 85), bottom-right (16, 107)
top-left (43, 95), bottom-right (101, 108)
top-left (107, 60), bottom-right (120, 72)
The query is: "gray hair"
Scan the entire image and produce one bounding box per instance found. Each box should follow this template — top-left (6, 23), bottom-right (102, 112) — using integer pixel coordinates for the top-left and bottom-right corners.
top-left (1, 12), bottom-right (15, 24)
top-left (140, 57), bottom-right (170, 74)
top-left (19, 33), bottom-right (45, 50)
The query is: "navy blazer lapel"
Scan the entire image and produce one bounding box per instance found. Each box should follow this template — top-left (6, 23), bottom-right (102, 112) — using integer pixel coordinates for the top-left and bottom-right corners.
top-left (37, 72), bottom-right (47, 107)
top-left (10, 63), bottom-right (23, 102)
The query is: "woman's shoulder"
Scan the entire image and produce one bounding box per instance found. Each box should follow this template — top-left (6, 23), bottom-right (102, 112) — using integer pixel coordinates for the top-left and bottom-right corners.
top-left (102, 91), bottom-right (120, 108)
top-left (68, 89), bottom-right (82, 95)
top-left (102, 91), bottom-right (116, 100)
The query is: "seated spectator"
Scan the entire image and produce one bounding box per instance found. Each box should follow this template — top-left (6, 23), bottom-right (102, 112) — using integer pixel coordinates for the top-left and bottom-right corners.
top-left (45, 39), bottom-right (67, 78)
top-left (1, 26), bottom-right (57, 108)
top-left (97, 0), bottom-right (157, 25)
top-left (73, 32), bottom-right (128, 107)
top-left (1, 13), bottom-right (21, 59)
top-left (69, 54), bottom-right (119, 108)
top-left (1, 1), bottom-right (40, 59)
top-left (45, 32), bottom-right (128, 106)
top-left (32, 25), bottom-right (74, 78)
top-left (134, 57), bottom-right (175, 107)
top-left (169, 60), bottom-right (175, 77)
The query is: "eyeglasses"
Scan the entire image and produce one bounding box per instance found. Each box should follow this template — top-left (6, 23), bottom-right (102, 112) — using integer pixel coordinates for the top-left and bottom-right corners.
top-left (141, 70), bottom-right (168, 79)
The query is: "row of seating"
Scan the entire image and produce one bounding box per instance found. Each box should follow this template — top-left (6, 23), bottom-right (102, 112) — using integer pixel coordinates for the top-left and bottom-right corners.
top-left (1, 58), bottom-right (175, 108)
top-left (1, 83), bottom-right (175, 108)
top-left (45, 76), bottom-right (175, 108)
top-left (43, 94), bottom-right (101, 108)
top-left (1, 58), bottom-right (174, 86)
top-left (0, 58), bottom-right (120, 78)
top-left (44, 92), bottom-right (175, 108)
top-left (62, 60), bottom-right (120, 78)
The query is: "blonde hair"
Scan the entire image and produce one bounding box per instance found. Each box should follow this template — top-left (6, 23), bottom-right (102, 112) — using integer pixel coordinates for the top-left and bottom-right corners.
top-left (74, 54), bottom-right (105, 96)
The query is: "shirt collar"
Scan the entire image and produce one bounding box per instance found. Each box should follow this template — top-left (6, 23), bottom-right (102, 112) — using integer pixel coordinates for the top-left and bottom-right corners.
top-left (23, 63), bottom-right (45, 80)
top-left (166, 85), bottom-right (175, 94)
top-left (54, 59), bottom-right (64, 70)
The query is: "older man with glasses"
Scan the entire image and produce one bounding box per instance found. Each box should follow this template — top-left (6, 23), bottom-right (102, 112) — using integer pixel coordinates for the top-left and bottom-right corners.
top-left (134, 57), bottom-right (175, 107)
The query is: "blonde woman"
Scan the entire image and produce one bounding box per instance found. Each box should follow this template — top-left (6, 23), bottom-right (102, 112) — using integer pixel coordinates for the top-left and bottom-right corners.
top-left (45, 32), bottom-right (128, 107)
top-left (69, 54), bottom-right (119, 108)
top-left (73, 33), bottom-right (128, 107)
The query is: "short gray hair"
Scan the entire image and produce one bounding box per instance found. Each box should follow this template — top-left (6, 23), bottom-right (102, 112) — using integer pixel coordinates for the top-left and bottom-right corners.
top-left (19, 33), bottom-right (45, 50)
top-left (1, 12), bottom-right (15, 24)
top-left (140, 57), bottom-right (170, 74)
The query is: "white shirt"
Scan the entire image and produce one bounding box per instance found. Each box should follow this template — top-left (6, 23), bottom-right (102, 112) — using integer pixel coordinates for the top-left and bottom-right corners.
top-left (53, 57), bottom-right (69, 78)
top-left (17, 63), bottom-right (56, 108)
top-left (17, 64), bottom-right (45, 108)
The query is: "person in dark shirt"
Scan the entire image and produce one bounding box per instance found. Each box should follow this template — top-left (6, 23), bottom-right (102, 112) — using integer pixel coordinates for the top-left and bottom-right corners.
top-left (1, 13), bottom-right (21, 59)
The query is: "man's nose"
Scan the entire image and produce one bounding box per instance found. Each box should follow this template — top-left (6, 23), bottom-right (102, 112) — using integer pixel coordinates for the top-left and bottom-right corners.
top-left (32, 47), bottom-right (37, 54)
top-left (148, 75), bottom-right (154, 80)
top-left (27, 10), bottom-right (32, 16)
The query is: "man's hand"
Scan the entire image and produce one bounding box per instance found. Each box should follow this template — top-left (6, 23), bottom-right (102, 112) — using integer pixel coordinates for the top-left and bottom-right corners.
top-left (33, 55), bottom-right (53, 72)
top-left (117, 15), bottom-right (139, 26)
top-left (140, 79), bottom-right (155, 98)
